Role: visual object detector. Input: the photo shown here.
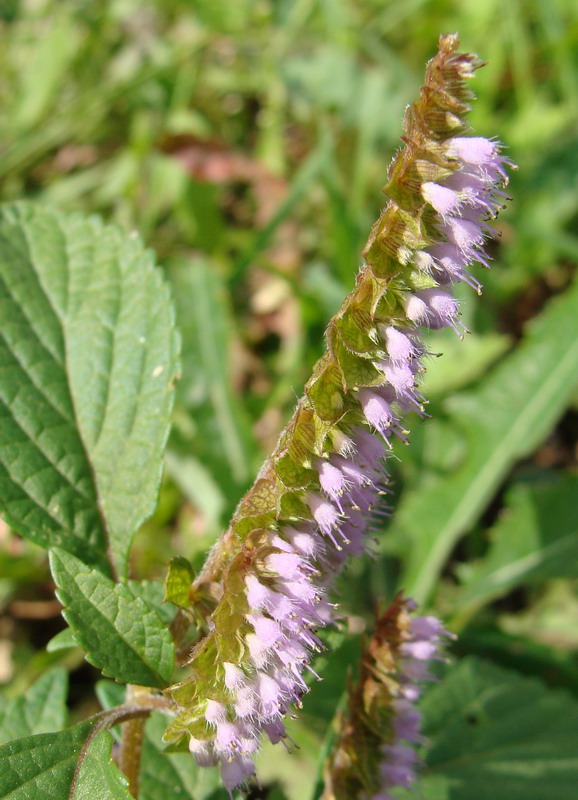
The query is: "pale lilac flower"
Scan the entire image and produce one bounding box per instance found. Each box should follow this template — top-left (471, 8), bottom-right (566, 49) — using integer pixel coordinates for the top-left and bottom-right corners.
top-left (374, 613), bottom-right (453, 797)
top-left (421, 181), bottom-right (461, 217)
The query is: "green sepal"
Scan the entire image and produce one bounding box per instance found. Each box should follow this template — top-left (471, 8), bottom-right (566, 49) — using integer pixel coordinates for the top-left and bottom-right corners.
top-left (364, 206), bottom-right (432, 271)
top-left (212, 603), bottom-right (246, 636)
top-left (186, 637), bottom-right (219, 679)
top-left (403, 268), bottom-right (440, 291)
top-left (430, 108), bottom-right (467, 138)
top-left (306, 360), bottom-right (346, 422)
top-left (278, 404), bottom-right (317, 462)
top-left (330, 330), bottom-right (383, 391)
top-left (164, 557), bottom-right (195, 610)
top-left (334, 308), bottom-right (377, 355)
top-left (161, 737), bottom-right (190, 754)
top-left (279, 490), bottom-right (312, 521)
top-left (216, 633), bottom-right (248, 663)
top-left (163, 712), bottom-right (211, 744)
top-left (233, 511), bottom-right (277, 538)
top-left (275, 451), bottom-right (316, 488)
top-left (223, 556), bottom-right (247, 595)
top-left (167, 678), bottom-right (200, 708)
top-left (237, 475), bottom-right (279, 516)
top-left (232, 474), bottom-right (280, 537)
top-left (363, 207), bottom-right (403, 277)
top-left (384, 151), bottom-right (454, 210)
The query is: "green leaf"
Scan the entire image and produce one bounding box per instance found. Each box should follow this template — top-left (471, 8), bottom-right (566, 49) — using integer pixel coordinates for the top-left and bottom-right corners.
top-left (164, 556), bottom-right (195, 610)
top-left (499, 581), bottom-right (578, 651)
top-left (0, 669), bottom-right (68, 746)
top-left (0, 720), bottom-right (93, 800)
top-left (454, 627), bottom-right (578, 694)
top-left (420, 329), bottom-right (511, 398)
top-left (411, 657), bottom-right (578, 799)
top-left (127, 579), bottom-right (177, 625)
top-left (95, 680), bottom-right (126, 716)
top-left (72, 730), bottom-right (133, 800)
top-left (396, 277), bottom-right (578, 603)
top-left (455, 475), bottom-right (578, 617)
top-left (46, 628), bottom-right (79, 653)
top-left (0, 202), bottom-right (180, 577)
top-left (50, 548), bottom-right (174, 687)
top-left (168, 257), bottom-right (254, 490)
top-left (164, 451), bottom-right (225, 537)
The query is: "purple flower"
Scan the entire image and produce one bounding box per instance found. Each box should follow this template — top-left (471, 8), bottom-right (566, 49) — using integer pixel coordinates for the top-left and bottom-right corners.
top-left (372, 611), bottom-right (453, 797)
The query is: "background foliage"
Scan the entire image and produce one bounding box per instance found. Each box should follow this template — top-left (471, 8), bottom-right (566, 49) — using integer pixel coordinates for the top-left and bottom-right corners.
top-left (0, 1), bottom-right (577, 798)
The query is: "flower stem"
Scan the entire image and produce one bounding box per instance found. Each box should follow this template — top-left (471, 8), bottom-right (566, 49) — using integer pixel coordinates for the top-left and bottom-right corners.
top-left (118, 686), bottom-right (153, 797)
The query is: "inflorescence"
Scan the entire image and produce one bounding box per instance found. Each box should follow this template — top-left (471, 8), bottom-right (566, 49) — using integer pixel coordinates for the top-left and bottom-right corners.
top-left (165, 34), bottom-right (512, 797)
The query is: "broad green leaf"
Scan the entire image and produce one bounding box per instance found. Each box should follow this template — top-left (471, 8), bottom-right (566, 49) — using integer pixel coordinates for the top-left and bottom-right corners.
top-left (0, 202), bottom-right (180, 577)
top-left (126, 579), bottom-right (177, 625)
top-left (72, 730), bottom-right (133, 800)
top-left (455, 475), bottom-right (578, 618)
top-left (50, 548), bottom-right (174, 687)
top-left (404, 657), bottom-right (578, 799)
top-left (0, 668), bottom-right (68, 745)
top-left (396, 277), bottom-right (578, 603)
top-left (0, 720), bottom-right (92, 800)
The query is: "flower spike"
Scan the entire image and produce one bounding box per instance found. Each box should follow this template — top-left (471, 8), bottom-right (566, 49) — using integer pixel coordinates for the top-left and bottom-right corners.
top-left (322, 595), bottom-right (453, 800)
top-left (165, 33), bottom-right (512, 795)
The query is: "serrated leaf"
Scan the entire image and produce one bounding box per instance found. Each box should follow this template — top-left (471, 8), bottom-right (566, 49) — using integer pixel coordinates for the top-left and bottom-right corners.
top-left (50, 548), bottom-right (174, 687)
top-left (456, 475), bottom-right (578, 615)
top-left (408, 657), bottom-right (578, 799)
top-left (0, 720), bottom-right (93, 800)
top-left (396, 277), bottom-right (578, 602)
top-left (0, 669), bottom-right (68, 745)
top-left (0, 202), bottom-right (180, 577)
top-left (127, 579), bottom-right (177, 625)
top-left (72, 730), bottom-right (133, 800)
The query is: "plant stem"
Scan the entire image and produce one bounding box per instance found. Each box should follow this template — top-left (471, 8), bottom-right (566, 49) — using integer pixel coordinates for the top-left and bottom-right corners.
top-left (118, 686), bottom-right (153, 798)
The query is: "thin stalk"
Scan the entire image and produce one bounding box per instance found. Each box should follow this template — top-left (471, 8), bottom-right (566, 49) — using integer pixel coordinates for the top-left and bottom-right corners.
top-left (117, 686), bottom-right (158, 798)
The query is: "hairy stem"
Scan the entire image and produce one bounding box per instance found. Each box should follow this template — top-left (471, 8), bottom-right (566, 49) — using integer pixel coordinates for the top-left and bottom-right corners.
top-left (117, 686), bottom-right (160, 797)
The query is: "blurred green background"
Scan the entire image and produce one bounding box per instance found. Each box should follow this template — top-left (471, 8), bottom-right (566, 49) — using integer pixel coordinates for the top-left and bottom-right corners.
top-left (0, 1), bottom-right (577, 797)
